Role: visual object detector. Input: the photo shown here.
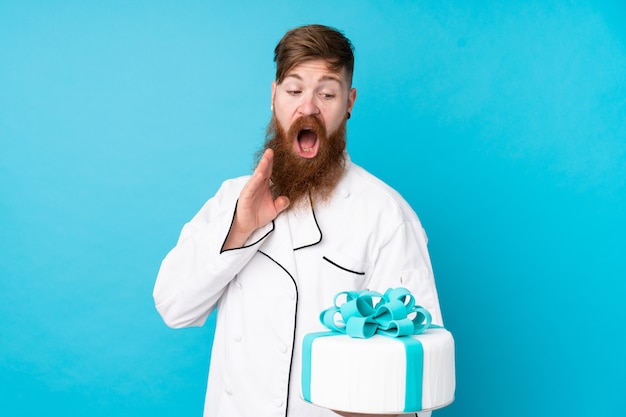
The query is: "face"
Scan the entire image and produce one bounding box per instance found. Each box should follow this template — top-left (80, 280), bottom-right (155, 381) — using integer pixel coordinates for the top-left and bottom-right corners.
top-left (271, 59), bottom-right (357, 159)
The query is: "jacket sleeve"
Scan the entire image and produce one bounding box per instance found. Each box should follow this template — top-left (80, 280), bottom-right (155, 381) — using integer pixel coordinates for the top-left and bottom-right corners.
top-left (366, 217), bottom-right (444, 327)
top-left (153, 177), bottom-right (273, 328)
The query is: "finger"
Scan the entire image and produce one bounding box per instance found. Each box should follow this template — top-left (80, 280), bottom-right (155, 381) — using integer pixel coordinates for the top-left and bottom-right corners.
top-left (247, 149), bottom-right (271, 187)
top-left (257, 148), bottom-right (274, 179)
top-left (274, 196), bottom-right (290, 213)
top-left (244, 149), bottom-right (273, 195)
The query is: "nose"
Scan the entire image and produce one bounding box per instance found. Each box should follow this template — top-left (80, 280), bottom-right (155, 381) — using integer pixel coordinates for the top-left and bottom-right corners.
top-left (298, 93), bottom-right (320, 117)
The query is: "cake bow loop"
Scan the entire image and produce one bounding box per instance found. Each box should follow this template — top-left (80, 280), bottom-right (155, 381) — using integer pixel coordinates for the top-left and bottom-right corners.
top-left (319, 288), bottom-right (432, 338)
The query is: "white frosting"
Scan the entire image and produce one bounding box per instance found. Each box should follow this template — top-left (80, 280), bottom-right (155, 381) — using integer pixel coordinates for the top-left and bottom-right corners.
top-left (303, 328), bottom-right (455, 414)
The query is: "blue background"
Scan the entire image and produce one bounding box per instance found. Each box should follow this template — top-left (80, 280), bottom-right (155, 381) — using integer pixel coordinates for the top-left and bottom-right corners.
top-left (1, 1), bottom-right (624, 416)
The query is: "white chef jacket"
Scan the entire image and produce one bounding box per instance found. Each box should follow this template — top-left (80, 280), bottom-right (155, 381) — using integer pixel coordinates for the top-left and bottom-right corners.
top-left (154, 159), bottom-right (443, 417)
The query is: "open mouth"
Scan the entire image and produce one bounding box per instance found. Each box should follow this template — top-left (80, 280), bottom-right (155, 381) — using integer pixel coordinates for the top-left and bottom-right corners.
top-left (295, 127), bottom-right (319, 158)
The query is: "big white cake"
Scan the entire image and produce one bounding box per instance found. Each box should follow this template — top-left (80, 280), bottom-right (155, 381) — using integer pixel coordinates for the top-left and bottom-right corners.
top-left (301, 288), bottom-right (455, 414)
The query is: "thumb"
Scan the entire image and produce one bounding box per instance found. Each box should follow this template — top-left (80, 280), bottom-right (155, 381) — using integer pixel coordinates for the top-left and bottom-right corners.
top-left (274, 196), bottom-right (290, 214)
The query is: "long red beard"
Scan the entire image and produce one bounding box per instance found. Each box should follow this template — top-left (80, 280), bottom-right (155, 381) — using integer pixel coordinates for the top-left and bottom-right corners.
top-left (259, 115), bottom-right (347, 208)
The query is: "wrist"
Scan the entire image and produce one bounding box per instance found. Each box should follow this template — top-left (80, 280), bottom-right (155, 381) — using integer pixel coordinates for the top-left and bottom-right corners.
top-left (222, 226), bottom-right (252, 251)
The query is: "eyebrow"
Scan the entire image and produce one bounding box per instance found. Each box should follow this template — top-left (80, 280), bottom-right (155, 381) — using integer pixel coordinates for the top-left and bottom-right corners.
top-left (284, 73), bottom-right (343, 85)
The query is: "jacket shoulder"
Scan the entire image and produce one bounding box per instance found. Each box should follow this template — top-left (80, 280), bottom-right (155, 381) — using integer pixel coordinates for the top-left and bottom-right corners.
top-left (342, 163), bottom-right (418, 221)
top-left (191, 175), bottom-right (250, 223)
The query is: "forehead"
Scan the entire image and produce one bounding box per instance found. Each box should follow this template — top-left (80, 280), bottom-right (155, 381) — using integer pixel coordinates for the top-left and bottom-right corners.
top-left (282, 59), bottom-right (349, 86)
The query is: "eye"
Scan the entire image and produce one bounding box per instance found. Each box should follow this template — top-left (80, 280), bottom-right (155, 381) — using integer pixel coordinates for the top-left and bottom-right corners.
top-left (320, 92), bottom-right (336, 99)
top-left (287, 90), bottom-right (302, 96)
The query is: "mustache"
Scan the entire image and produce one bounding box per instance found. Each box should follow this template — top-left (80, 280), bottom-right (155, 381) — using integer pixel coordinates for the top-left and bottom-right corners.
top-left (287, 115), bottom-right (327, 144)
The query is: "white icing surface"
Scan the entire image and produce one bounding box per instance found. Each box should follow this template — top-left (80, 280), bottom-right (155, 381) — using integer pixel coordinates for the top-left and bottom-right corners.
top-left (304, 328), bottom-right (455, 413)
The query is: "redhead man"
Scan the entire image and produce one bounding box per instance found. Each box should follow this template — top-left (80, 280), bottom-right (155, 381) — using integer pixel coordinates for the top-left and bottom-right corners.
top-left (154, 24), bottom-right (443, 417)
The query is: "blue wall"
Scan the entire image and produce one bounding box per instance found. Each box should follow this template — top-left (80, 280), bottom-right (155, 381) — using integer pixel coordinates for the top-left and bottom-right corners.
top-left (1, 1), bottom-right (624, 416)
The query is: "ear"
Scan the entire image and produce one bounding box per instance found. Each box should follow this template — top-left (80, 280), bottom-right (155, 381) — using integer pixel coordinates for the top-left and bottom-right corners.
top-left (271, 81), bottom-right (277, 107)
top-left (347, 87), bottom-right (357, 115)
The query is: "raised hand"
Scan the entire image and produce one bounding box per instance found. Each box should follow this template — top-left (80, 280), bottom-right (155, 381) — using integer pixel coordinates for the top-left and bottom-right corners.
top-left (222, 149), bottom-right (290, 250)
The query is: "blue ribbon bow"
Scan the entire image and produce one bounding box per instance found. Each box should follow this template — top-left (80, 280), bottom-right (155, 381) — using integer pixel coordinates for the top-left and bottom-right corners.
top-left (319, 287), bottom-right (432, 338)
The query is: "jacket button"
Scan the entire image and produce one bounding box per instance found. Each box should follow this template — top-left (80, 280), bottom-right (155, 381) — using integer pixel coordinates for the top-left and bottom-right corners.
top-left (233, 335), bottom-right (242, 342)
top-left (279, 343), bottom-right (288, 353)
top-left (224, 386), bottom-right (232, 395)
top-left (274, 399), bottom-right (284, 407)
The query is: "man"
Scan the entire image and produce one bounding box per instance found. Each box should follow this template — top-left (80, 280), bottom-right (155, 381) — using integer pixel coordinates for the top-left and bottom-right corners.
top-left (154, 24), bottom-right (443, 417)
